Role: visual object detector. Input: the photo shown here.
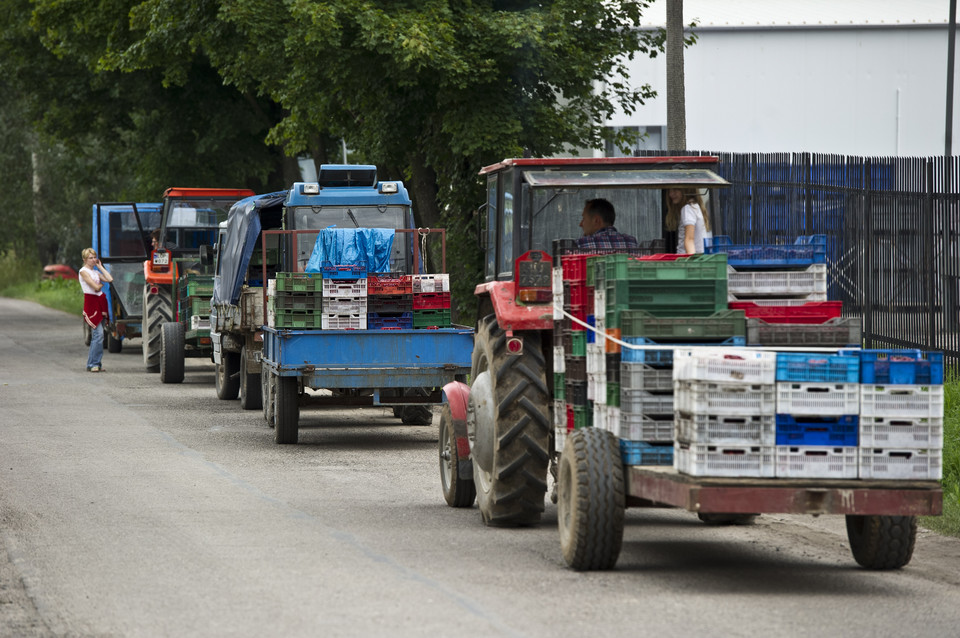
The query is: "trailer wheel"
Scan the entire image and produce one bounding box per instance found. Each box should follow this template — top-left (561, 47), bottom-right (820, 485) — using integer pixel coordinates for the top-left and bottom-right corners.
top-left (470, 314), bottom-right (550, 526)
top-left (262, 367), bottom-right (276, 428)
top-left (558, 427), bottom-right (625, 571)
top-left (215, 351), bottom-right (240, 400)
top-left (159, 322), bottom-right (185, 384)
top-left (439, 404), bottom-right (476, 508)
top-left (239, 346), bottom-right (262, 410)
top-left (274, 375), bottom-right (299, 444)
top-left (400, 388), bottom-right (434, 425)
top-left (142, 283), bottom-right (171, 373)
top-left (698, 513), bottom-right (758, 525)
top-left (846, 515), bottom-right (917, 570)
top-left (107, 331), bottom-right (122, 353)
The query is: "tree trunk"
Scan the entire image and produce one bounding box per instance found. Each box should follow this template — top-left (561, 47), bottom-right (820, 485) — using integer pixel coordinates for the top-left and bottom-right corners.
top-left (406, 157), bottom-right (442, 273)
top-left (666, 0), bottom-right (686, 151)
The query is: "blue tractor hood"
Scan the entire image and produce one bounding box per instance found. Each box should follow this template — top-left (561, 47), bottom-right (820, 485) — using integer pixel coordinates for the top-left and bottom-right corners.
top-left (212, 191), bottom-right (287, 306)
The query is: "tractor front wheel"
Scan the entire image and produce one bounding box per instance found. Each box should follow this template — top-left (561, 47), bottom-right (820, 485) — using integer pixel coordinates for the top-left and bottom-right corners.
top-left (107, 331), bottom-right (122, 353)
top-left (439, 403), bottom-right (476, 508)
top-left (469, 314), bottom-right (550, 526)
top-left (160, 322), bottom-right (185, 384)
top-left (142, 284), bottom-right (171, 373)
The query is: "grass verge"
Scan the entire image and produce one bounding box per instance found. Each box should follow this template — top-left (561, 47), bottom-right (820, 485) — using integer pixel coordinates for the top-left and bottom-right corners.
top-left (920, 372), bottom-right (959, 536)
top-left (0, 250), bottom-right (83, 316)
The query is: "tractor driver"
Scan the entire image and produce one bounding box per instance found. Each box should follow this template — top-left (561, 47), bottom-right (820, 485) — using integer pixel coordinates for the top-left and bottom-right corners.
top-left (576, 198), bottom-right (639, 250)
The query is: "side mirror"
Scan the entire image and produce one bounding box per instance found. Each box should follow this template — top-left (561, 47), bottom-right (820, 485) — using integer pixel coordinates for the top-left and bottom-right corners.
top-left (199, 245), bottom-right (213, 265)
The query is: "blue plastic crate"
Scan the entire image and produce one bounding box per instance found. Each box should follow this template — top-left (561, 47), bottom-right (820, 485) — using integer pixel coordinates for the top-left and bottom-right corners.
top-left (367, 312), bottom-right (413, 330)
top-left (620, 440), bottom-right (674, 466)
top-left (842, 349), bottom-right (945, 385)
top-left (586, 315), bottom-right (595, 343)
top-left (775, 414), bottom-right (858, 446)
top-left (321, 261), bottom-right (367, 280)
top-left (621, 336), bottom-right (746, 365)
top-left (705, 235), bottom-right (827, 269)
top-left (775, 353), bottom-right (859, 383)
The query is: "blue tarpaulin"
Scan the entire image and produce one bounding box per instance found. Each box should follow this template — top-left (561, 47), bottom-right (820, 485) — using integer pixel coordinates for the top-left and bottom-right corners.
top-left (305, 228), bottom-right (395, 273)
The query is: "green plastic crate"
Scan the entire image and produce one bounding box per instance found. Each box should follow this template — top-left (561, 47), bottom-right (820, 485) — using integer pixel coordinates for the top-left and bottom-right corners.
top-left (570, 331), bottom-right (587, 357)
top-left (605, 278), bottom-right (728, 320)
top-left (185, 278), bottom-right (214, 297)
top-left (620, 309), bottom-right (746, 340)
top-left (603, 252), bottom-right (727, 283)
top-left (606, 382), bottom-right (620, 407)
top-left (553, 373), bottom-right (566, 400)
top-left (273, 291), bottom-right (324, 312)
top-left (585, 256), bottom-right (606, 288)
top-left (275, 272), bottom-right (324, 293)
top-left (185, 297), bottom-right (211, 317)
top-left (273, 308), bottom-right (323, 329)
top-left (572, 405), bottom-right (593, 429)
top-left (413, 309), bottom-right (451, 328)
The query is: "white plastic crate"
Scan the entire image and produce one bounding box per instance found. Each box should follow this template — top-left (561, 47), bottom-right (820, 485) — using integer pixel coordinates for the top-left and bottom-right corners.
top-left (323, 297), bottom-right (367, 314)
top-left (190, 315), bottom-right (210, 331)
top-left (555, 425), bottom-right (567, 453)
top-left (553, 400), bottom-right (566, 429)
top-left (674, 380), bottom-right (776, 416)
top-left (675, 412), bottom-right (775, 446)
top-left (412, 273), bottom-right (449, 293)
top-left (593, 403), bottom-right (608, 431)
top-left (775, 382), bottom-right (860, 416)
top-left (612, 412), bottom-right (673, 442)
top-left (620, 389), bottom-right (674, 417)
top-left (586, 343), bottom-right (605, 375)
top-left (675, 441), bottom-right (775, 478)
top-left (321, 313), bottom-right (366, 330)
top-left (673, 348), bottom-right (777, 384)
top-left (594, 288), bottom-right (606, 321)
top-left (553, 346), bottom-right (565, 373)
top-left (859, 415), bottom-right (944, 449)
top-left (728, 291), bottom-right (828, 303)
top-left (552, 267), bottom-right (563, 320)
top-left (321, 278), bottom-right (367, 298)
top-left (621, 362), bottom-right (674, 393)
top-left (775, 445), bottom-right (858, 479)
top-left (588, 372), bottom-right (607, 405)
top-left (859, 448), bottom-right (942, 480)
top-left (860, 384), bottom-right (945, 418)
top-left (267, 278), bottom-right (276, 295)
top-left (726, 264), bottom-right (827, 296)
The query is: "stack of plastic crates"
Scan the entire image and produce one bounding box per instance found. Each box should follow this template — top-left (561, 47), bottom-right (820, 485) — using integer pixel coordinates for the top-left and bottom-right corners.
top-left (773, 353), bottom-right (861, 478)
top-left (673, 348), bottom-right (778, 477)
top-left (367, 273), bottom-right (413, 329)
top-left (320, 262), bottom-right (367, 330)
top-left (269, 272), bottom-right (325, 329)
top-left (847, 349), bottom-right (945, 480)
top-left (412, 274), bottom-right (452, 328)
top-left (551, 249), bottom-right (594, 452)
top-left (706, 235), bottom-right (860, 347)
top-left (180, 275), bottom-right (213, 332)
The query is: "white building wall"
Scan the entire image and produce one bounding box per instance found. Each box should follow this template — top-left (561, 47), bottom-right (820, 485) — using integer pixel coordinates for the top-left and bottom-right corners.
top-left (607, 26), bottom-right (960, 156)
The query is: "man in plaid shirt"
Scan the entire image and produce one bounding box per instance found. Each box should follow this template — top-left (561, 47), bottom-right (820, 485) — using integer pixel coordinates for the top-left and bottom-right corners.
top-left (576, 198), bottom-right (639, 250)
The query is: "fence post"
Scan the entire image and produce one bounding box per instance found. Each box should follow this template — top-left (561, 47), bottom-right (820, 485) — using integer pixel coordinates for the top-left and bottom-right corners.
top-left (863, 158), bottom-right (873, 348)
top-left (804, 152), bottom-right (813, 234)
top-left (925, 160), bottom-right (936, 349)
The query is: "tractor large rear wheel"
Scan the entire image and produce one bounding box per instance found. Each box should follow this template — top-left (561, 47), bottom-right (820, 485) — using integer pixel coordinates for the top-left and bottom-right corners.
top-left (216, 351), bottom-right (241, 400)
top-left (469, 314), bottom-right (550, 526)
top-left (239, 346), bottom-right (262, 410)
top-left (142, 284), bottom-right (171, 373)
top-left (160, 322), bottom-right (185, 384)
top-left (846, 515), bottom-right (917, 570)
top-left (558, 428), bottom-right (625, 571)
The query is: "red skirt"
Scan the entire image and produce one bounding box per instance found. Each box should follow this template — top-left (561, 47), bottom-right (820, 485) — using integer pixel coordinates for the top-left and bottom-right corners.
top-left (83, 293), bottom-right (109, 328)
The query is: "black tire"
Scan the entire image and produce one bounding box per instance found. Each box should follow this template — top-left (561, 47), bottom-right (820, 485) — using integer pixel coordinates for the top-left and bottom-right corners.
top-left (107, 331), bottom-right (122, 353)
top-left (274, 375), bottom-right (299, 444)
top-left (216, 351), bottom-right (241, 400)
top-left (159, 322), bottom-right (185, 384)
top-left (83, 322), bottom-right (91, 346)
top-left (558, 428), bottom-right (625, 571)
top-left (239, 346), bottom-right (262, 410)
top-left (470, 314), bottom-right (550, 526)
top-left (439, 404), bottom-right (476, 508)
top-left (698, 513), bottom-right (758, 526)
top-left (142, 283), bottom-right (171, 373)
top-left (846, 515), bottom-right (917, 570)
top-left (262, 366), bottom-right (276, 428)
top-left (392, 406), bottom-right (403, 418)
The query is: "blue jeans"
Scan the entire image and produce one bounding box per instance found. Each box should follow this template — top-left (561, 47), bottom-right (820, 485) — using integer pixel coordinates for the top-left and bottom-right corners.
top-left (86, 323), bottom-right (104, 370)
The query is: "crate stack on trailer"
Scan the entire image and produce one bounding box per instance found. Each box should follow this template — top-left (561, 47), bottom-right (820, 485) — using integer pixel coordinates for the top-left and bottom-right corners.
top-left (320, 263), bottom-right (368, 329)
top-left (708, 235), bottom-right (860, 348)
top-left (551, 250), bottom-right (593, 452)
top-left (367, 272), bottom-right (413, 329)
top-left (412, 274), bottom-right (452, 328)
top-left (268, 272), bottom-right (326, 329)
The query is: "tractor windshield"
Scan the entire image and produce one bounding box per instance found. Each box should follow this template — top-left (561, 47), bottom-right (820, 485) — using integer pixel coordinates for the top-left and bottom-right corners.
top-left (163, 198), bottom-right (234, 251)
top-left (289, 205), bottom-right (413, 272)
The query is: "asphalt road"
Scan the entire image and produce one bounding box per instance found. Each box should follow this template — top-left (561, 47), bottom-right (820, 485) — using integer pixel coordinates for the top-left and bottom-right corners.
top-left (2, 297), bottom-right (960, 638)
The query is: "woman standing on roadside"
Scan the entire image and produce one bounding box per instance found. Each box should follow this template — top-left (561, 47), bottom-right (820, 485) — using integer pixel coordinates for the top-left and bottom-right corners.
top-left (666, 188), bottom-right (712, 254)
top-left (79, 248), bottom-right (113, 372)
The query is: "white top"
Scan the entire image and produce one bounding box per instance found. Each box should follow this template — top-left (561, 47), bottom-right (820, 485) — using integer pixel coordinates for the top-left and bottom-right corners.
top-left (676, 203), bottom-right (711, 254)
top-left (78, 266), bottom-right (103, 296)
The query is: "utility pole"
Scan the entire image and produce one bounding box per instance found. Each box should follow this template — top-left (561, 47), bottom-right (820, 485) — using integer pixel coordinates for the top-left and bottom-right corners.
top-left (666, 0), bottom-right (686, 151)
top-left (947, 0), bottom-right (957, 157)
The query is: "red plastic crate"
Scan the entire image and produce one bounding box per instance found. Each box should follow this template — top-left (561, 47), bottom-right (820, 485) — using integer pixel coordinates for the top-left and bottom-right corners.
top-left (728, 301), bottom-right (842, 324)
top-left (560, 254), bottom-right (597, 283)
top-left (563, 281), bottom-right (592, 308)
top-left (368, 273), bottom-right (412, 295)
top-left (413, 292), bottom-right (451, 310)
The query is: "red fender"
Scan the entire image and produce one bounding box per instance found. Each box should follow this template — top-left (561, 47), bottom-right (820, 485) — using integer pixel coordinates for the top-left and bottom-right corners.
top-left (442, 380), bottom-right (472, 464)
